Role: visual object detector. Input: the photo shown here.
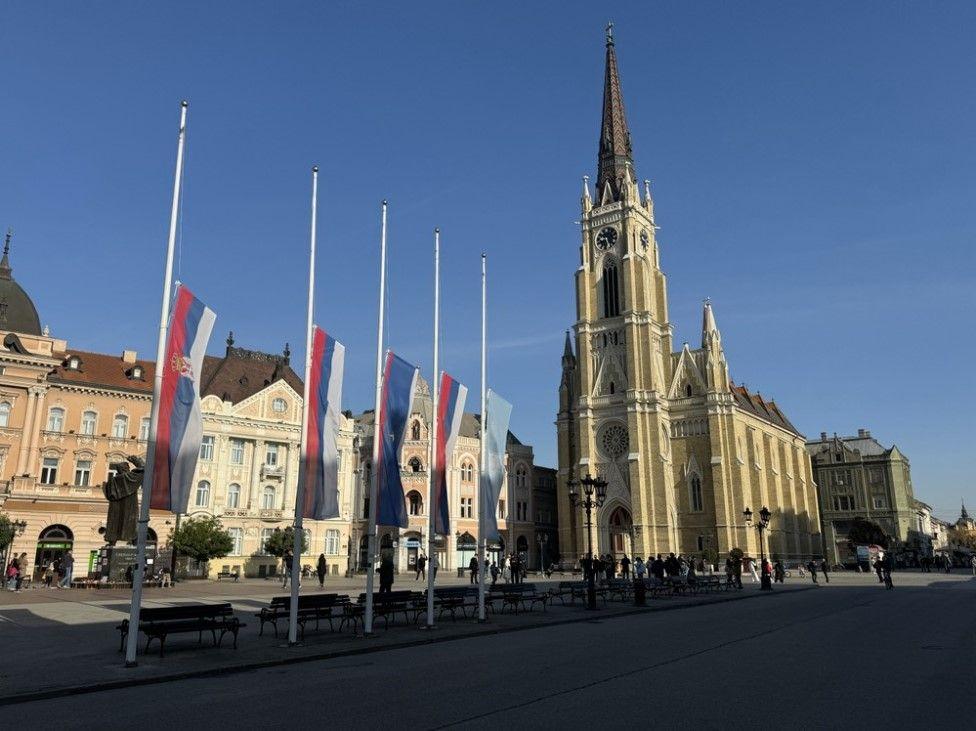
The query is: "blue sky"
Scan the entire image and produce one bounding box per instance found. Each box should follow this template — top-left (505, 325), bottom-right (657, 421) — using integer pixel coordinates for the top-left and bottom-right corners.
top-left (2, 3), bottom-right (974, 521)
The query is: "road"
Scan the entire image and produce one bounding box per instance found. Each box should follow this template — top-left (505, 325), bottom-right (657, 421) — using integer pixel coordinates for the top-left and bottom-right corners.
top-left (8, 574), bottom-right (974, 728)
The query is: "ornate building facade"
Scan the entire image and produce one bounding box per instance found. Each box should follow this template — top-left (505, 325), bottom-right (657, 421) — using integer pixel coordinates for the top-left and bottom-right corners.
top-left (557, 30), bottom-right (821, 565)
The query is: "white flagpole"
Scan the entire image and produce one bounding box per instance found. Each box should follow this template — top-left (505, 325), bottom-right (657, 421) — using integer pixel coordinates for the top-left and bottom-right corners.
top-left (477, 253), bottom-right (487, 622)
top-left (124, 100), bottom-right (188, 667)
top-left (288, 165), bottom-right (318, 646)
top-left (425, 228), bottom-right (440, 628)
top-left (364, 200), bottom-right (388, 635)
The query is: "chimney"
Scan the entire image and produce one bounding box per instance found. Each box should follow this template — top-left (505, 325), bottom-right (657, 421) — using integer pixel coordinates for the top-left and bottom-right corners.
top-left (122, 350), bottom-right (137, 364)
top-left (857, 428), bottom-right (867, 438)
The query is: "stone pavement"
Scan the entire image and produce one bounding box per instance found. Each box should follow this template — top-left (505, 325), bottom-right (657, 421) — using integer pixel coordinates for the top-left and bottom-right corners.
top-left (0, 572), bottom-right (812, 702)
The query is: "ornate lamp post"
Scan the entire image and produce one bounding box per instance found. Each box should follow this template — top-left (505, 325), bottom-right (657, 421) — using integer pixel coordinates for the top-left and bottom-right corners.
top-left (569, 473), bottom-right (607, 610)
top-left (744, 506), bottom-right (772, 591)
top-left (536, 532), bottom-right (549, 572)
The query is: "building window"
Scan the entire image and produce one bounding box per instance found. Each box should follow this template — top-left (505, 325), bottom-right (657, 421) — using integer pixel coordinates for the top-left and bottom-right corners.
top-left (515, 465), bottom-right (527, 488)
top-left (265, 444), bottom-right (279, 466)
top-left (407, 490), bottom-right (424, 516)
top-left (325, 529), bottom-right (341, 556)
top-left (230, 439), bottom-right (245, 465)
top-left (139, 417), bottom-right (150, 441)
top-left (461, 461), bottom-right (474, 482)
top-left (832, 494), bottom-right (855, 511)
top-left (272, 397), bottom-right (287, 413)
top-left (200, 435), bottom-right (215, 461)
top-left (498, 499), bottom-right (506, 520)
top-left (873, 496), bottom-right (888, 509)
top-left (40, 457), bottom-right (59, 484)
top-left (74, 460), bottom-right (92, 486)
top-left (411, 420), bottom-right (421, 441)
top-left (697, 535), bottom-right (705, 552)
top-left (0, 401), bottom-right (9, 428)
top-left (67, 356), bottom-right (81, 370)
top-left (516, 501), bottom-right (528, 521)
top-left (460, 497), bottom-right (473, 518)
top-left (408, 457), bottom-right (423, 473)
top-left (228, 527), bottom-right (243, 555)
top-left (47, 407), bottom-right (65, 432)
top-left (260, 528), bottom-right (275, 555)
top-left (81, 410), bottom-right (96, 435)
top-left (690, 475), bottom-right (703, 512)
top-left (111, 414), bottom-right (128, 439)
top-left (262, 485), bottom-right (276, 509)
top-left (602, 262), bottom-right (620, 318)
top-left (226, 483), bottom-right (241, 509)
top-left (195, 480), bottom-right (210, 507)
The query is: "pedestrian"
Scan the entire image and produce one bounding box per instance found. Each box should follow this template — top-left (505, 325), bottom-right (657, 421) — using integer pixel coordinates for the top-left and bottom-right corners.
top-left (882, 551), bottom-right (894, 589)
top-left (415, 554), bottom-right (427, 580)
top-left (316, 553), bottom-right (327, 588)
top-left (43, 560), bottom-right (55, 588)
top-left (490, 560), bottom-right (499, 585)
top-left (820, 558), bottom-right (830, 584)
top-left (970, 556), bottom-right (976, 576)
top-left (724, 558), bottom-right (734, 586)
top-left (634, 557), bottom-right (646, 582)
top-left (378, 556), bottom-right (394, 594)
top-left (282, 549), bottom-right (294, 588)
top-left (761, 559), bottom-right (772, 584)
top-left (160, 567), bottom-right (172, 588)
top-left (605, 554), bottom-right (615, 583)
top-left (807, 559), bottom-right (818, 584)
top-left (469, 556), bottom-right (478, 584)
top-left (746, 557), bottom-right (760, 584)
top-left (5, 558), bottom-right (17, 590)
top-left (664, 553), bottom-right (679, 578)
top-left (944, 555), bottom-right (952, 574)
top-left (59, 550), bottom-right (74, 589)
top-left (874, 556), bottom-right (884, 584)
top-left (620, 554), bottom-right (631, 580)
top-left (15, 553), bottom-right (28, 591)
top-left (430, 553), bottom-right (439, 582)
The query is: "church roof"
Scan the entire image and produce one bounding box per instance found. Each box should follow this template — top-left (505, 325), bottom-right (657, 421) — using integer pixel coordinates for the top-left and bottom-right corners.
top-left (0, 231), bottom-right (42, 336)
top-left (730, 382), bottom-right (802, 437)
top-left (596, 23), bottom-right (636, 202)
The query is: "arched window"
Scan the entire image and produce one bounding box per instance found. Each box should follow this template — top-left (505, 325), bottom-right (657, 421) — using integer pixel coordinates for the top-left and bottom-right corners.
top-left (0, 401), bottom-right (10, 427)
top-left (685, 384), bottom-right (692, 398)
top-left (47, 407), bottom-right (65, 432)
top-left (602, 262), bottom-right (620, 318)
top-left (228, 527), bottom-right (244, 555)
top-left (226, 483), bottom-right (241, 509)
top-left (195, 480), bottom-right (210, 507)
top-left (112, 414), bottom-right (128, 439)
top-left (689, 474), bottom-right (703, 512)
top-left (408, 457), bottom-right (423, 473)
top-left (262, 485), bottom-right (276, 509)
top-left (407, 490), bottom-right (424, 516)
top-left (411, 420), bottom-right (421, 441)
top-left (660, 425), bottom-right (671, 458)
top-left (461, 461), bottom-right (473, 482)
top-left (81, 410), bottom-right (96, 435)
top-left (515, 465), bottom-right (527, 488)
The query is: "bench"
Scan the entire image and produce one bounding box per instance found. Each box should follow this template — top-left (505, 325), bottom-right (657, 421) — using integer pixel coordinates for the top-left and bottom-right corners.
top-left (688, 575), bottom-right (722, 594)
top-left (606, 579), bottom-right (634, 602)
top-left (255, 593), bottom-right (351, 638)
top-left (117, 603), bottom-right (245, 657)
top-left (342, 591), bottom-right (424, 632)
top-left (490, 583), bottom-right (549, 614)
top-left (217, 571), bottom-right (240, 582)
top-left (421, 587), bottom-right (479, 621)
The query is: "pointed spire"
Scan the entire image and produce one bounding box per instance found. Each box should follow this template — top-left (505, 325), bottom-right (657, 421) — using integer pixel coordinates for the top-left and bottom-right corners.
top-left (597, 22), bottom-right (635, 203)
top-left (562, 329), bottom-right (576, 369)
top-left (701, 298), bottom-right (720, 347)
top-left (0, 228), bottom-right (12, 280)
top-left (962, 500), bottom-right (970, 521)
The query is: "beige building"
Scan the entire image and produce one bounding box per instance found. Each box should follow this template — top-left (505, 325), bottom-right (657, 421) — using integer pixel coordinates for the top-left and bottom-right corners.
top-left (557, 31), bottom-right (821, 565)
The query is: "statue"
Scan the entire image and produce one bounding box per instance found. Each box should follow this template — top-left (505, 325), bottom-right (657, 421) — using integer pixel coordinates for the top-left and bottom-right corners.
top-left (102, 455), bottom-right (144, 545)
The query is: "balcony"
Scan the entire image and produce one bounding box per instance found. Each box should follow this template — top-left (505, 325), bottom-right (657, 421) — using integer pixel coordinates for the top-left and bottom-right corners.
top-left (261, 464), bottom-right (285, 480)
top-left (259, 509), bottom-right (284, 520)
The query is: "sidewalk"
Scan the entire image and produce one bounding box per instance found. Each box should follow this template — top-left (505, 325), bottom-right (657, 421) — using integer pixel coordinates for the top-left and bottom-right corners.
top-left (0, 577), bottom-right (814, 704)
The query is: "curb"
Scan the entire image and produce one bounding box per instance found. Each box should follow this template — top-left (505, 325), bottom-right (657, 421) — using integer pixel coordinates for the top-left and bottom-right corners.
top-left (0, 585), bottom-right (814, 707)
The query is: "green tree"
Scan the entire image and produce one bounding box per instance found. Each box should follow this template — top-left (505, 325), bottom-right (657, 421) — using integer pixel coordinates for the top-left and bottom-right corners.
top-left (846, 517), bottom-right (889, 549)
top-left (948, 528), bottom-right (976, 550)
top-left (263, 527), bottom-right (308, 557)
top-left (171, 515), bottom-right (233, 563)
top-left (0, 514), bottom-right (16, 554)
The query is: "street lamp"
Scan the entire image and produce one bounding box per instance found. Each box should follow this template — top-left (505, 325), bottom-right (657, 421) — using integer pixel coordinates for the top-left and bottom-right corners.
top-left (536, 532), bottom-right (549, 572)
top-left (744, 506), bottom-right (772, 591)
top-left (569, 473), bottom-right (607, 610)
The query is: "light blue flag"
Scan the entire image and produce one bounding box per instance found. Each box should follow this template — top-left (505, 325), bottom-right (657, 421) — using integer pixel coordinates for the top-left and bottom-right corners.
top-left (481, 390), bottom-right (512, 542)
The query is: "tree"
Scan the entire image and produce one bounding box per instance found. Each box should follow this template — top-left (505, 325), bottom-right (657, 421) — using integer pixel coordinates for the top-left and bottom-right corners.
top-left (171, 515), bottom-right (233, 563)
top-left (948, 528), bottom-right (976, 550)
top-left (0, 514), bottom-right (16, 554)
top-left (847, 517), bottom-right (889, 550)
top-left (263, 527), bottom-right (308, 557)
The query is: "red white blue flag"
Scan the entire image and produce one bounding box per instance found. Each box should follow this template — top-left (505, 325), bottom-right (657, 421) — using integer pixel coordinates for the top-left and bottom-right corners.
top-left (150, 284), bottom-right (216, 512)
top-left (300, 326), bottom-right (345, 520)
top-left (434, 372), bottom-right (467, 535)
top-left (375, 352), bottom-right (418, 528)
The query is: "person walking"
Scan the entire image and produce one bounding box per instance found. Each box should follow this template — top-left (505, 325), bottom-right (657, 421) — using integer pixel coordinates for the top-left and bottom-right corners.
top-left (773, 559), bottom-right (785, 584)
top-left (316, 553), bottom-right (327, 588)
top-left (490, 560), bottom-right (499, 585)
top-left (664, 553), bottom-right (678, 578)
top-left (620, 554), bottom-right (631, 581)
top-left (819, 558), bottom-right (830, 584)
top-left (874, 556), bottom-right (884, 584)
top-left (282, 549), bottom-right (294, 588)
top-left (378, 556), bottom-right (394, 594)
top-left (761, 559), bottom-right (772, 585)
top-left (882, 551), bottom-right (894, 589)
top-left (747, 557), bottom-right (760, 584)
top-left (430, 553), bottom-right (439, 582)
top-left (634, 557), bottom-right (646, 582)
top-left (469, 556), bottom-right (479, 584)
top-left (415, 554), bottom-right (427, 581)
top-left (59, 550), bottom-right (74, 589)
top-left (43, 560), bottom-right (55, 588)
top-left (807, 559), bottom-right (818, 584)
top-left (15, 553), bottom-right (28, 592)
top-left (970, 555), bottom-right (976, 576)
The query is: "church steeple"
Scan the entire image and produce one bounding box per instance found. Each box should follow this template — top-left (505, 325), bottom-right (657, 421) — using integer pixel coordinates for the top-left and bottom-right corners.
top-left (597, 22), bottom-right (636, 204)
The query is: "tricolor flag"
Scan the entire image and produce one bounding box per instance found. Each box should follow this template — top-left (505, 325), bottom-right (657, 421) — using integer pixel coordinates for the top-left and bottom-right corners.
top-left (300, 326), bottom-right (345, 520)
top-left (375, 352), bottom-right (419, 528)
top-left (150, 284), bottom-right (216, 512)
top-left (434, 372), bottom-right (467, 535)
top-left (481, 389), bottom-right (512, 542)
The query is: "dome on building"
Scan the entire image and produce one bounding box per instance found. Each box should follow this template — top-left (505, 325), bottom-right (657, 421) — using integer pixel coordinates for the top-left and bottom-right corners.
top-left (0, 231), bottom-right (42, 336)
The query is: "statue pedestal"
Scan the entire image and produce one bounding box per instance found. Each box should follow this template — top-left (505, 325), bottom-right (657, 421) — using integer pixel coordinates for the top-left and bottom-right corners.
top-left (97, 545), bottom-right (141, 583)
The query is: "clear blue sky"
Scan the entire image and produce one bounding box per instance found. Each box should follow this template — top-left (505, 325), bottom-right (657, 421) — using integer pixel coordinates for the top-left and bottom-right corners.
top-left (2, 3), bottom-right (974, 521)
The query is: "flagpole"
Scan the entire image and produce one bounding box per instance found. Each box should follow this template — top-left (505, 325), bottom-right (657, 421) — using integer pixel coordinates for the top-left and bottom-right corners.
top-left (124, 100), bottom-right (188, 667)
top-left (364, 200), bottom-right (388, 635)
top-left (477, 253), bottom-right (487, 622)
top-left (425, 228), bottom-right (440, 628)
top-left (288, 165), bottom-right (318, 646)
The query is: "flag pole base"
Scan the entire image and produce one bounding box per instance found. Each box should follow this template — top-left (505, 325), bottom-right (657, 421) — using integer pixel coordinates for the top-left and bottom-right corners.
top-left (124, 661), bottom-right (138, 669)
top-left (282, 641), bottom-right (305, 648)
top-left (421, 624), bottom-right (438, 631)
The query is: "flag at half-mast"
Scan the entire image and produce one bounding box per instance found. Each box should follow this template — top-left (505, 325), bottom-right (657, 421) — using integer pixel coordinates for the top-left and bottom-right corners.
top-left (375, 352), bottom-right (419, 528)
top-left (301, 326), bottom-right (345, 520)
top-left (481, 389), bottom-right (512, 541)
top-left (434, 372), bottom-right (467, 535)
top-left (150, 284), bottom-right (216, 512)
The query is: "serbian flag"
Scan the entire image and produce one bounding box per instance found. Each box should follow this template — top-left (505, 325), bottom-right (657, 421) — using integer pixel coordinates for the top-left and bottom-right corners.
top-left (300, 327), bottom-right (345, 520)
top-left (375, 352), bottom-right (418, 528)
top-left (433, 372), bottom-right (467, 535)
top-left (150, 284), bottom-right (216, 511)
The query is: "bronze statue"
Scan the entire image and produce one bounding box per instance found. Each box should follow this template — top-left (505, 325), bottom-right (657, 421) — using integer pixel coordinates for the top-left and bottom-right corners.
top-left (102, 455), bottom-right (144, 545)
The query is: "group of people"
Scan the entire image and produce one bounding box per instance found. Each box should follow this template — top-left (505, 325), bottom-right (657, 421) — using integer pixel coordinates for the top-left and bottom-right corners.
top-left (5, 550), bottom-right (75, 591)
top-left (580, 552), bottom-right (709, 584)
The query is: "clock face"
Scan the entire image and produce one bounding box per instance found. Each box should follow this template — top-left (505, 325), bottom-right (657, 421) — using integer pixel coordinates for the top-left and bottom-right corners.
top-left (595, 227), bottom-right (618, 251)
top-left (640, 229), bottom-right (649, 249)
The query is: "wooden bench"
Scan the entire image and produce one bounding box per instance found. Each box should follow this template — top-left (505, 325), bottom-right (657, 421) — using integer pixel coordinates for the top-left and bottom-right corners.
top-left (342, 591), bottom-right (424, 632)
top-left (217, 571), bottom-right (240, 582)
top-left (255, 593), bottom-right (351, 638)
top-left (606, 579), bottom-right (634, 602)
top-left (491, 583), bottom-right (549, 614)
top-left (117, 603), bottom-right (245, 657)
top-left (424, 587), bottom-right (479, 621)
